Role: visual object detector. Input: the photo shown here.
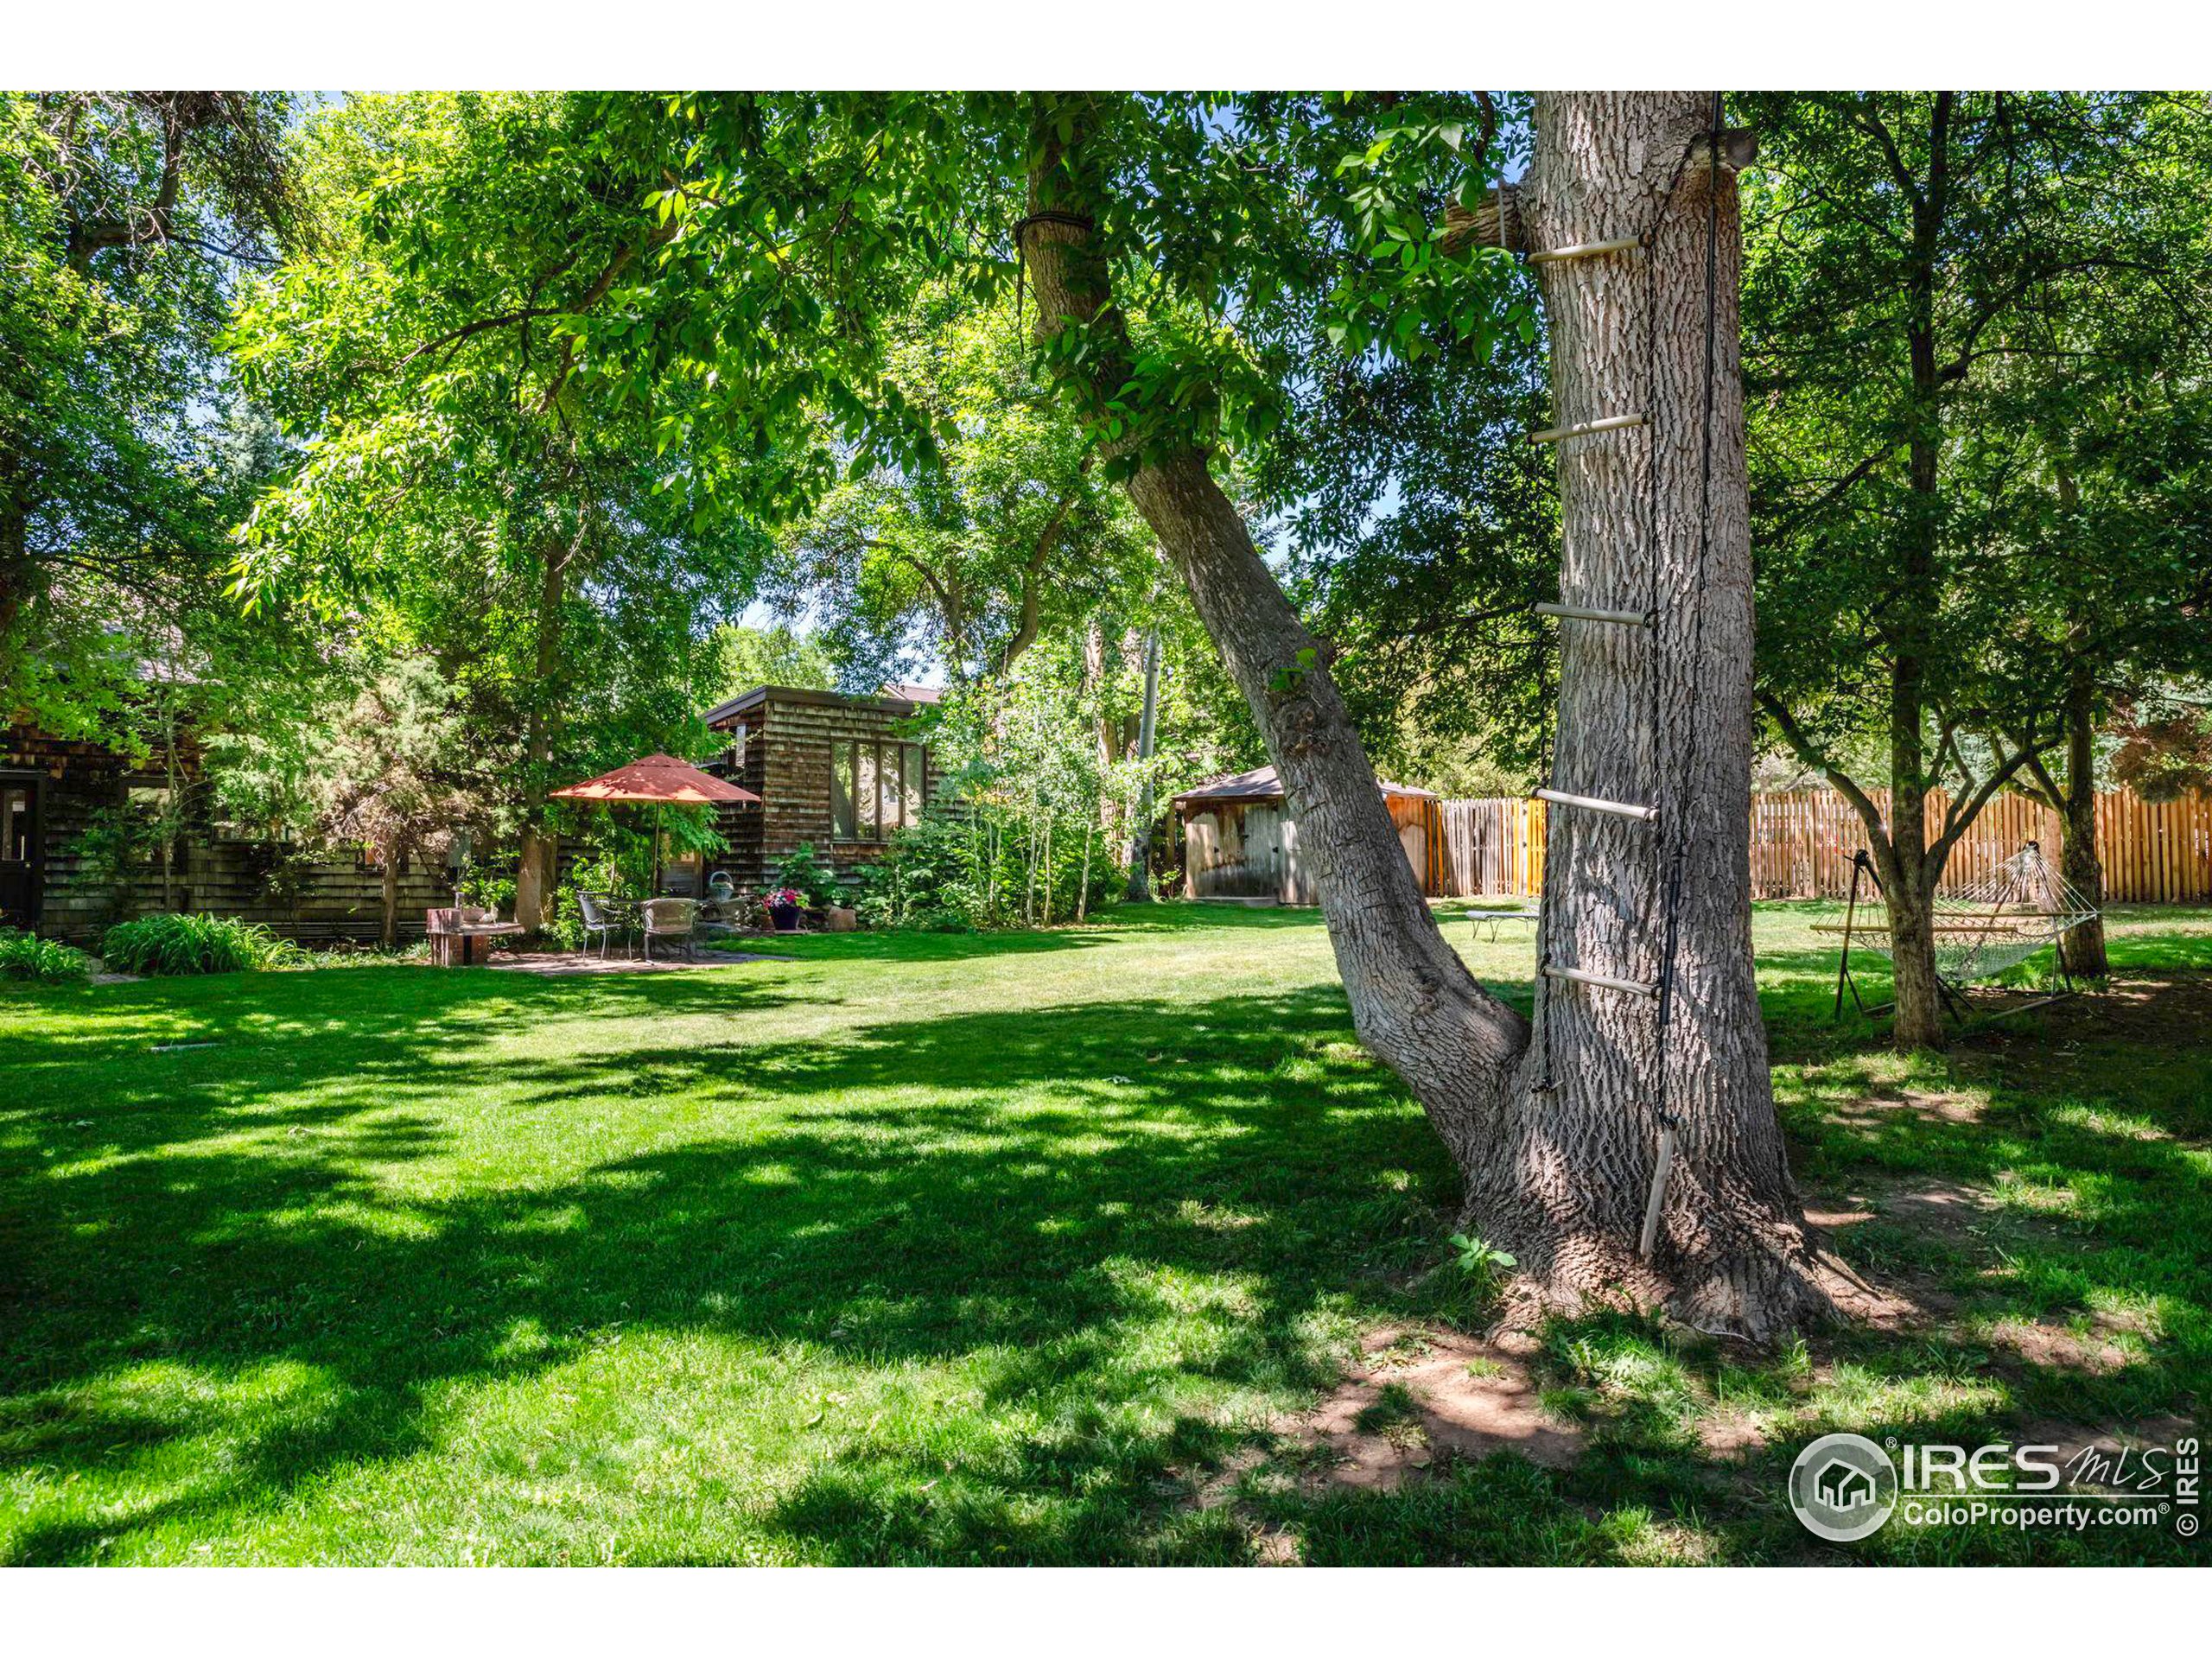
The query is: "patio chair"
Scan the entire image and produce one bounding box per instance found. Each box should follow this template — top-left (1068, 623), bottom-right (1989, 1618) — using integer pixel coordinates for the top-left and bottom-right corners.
top-left (578, 892), bottom-right (631, 960)
top-left (639, 897), bottom-right (699, 963)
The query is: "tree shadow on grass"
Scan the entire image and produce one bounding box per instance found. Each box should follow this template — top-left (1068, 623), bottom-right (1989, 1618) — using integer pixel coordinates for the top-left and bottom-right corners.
top-left (1, 978), bottom-right (1467, 1562)
top-left (4, 922), bottom-right (2205, 1564)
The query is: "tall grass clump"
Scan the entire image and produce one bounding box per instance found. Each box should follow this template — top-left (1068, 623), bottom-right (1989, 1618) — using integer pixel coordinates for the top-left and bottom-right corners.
top-left (99, 912), bottom-right (305, 976)
top-left (0, 927), bottom-right (93, 983)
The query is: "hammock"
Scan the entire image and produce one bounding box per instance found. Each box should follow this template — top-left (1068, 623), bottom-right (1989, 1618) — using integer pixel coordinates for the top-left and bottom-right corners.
top-left (1821, 841), bottom-right (2100, 1020)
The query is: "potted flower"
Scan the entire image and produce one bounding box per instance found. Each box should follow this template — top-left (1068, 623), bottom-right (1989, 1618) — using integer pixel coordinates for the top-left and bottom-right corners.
top-left (766, 886), bottom-right (805, 932)
top-left (777, 842), bottom-right (850, 928)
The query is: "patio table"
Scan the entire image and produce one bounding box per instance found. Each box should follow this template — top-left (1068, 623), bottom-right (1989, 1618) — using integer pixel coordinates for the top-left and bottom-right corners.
top-left (1467, 907), bottom-right (1542, 945)
top-left (426, 907), bottom-right (527, 967)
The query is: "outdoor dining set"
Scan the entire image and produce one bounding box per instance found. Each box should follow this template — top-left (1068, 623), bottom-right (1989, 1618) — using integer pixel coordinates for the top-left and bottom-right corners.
top-left (575, 885), bottom-right (761, 962)
top-left (420, 751), bottom-right (770, 967)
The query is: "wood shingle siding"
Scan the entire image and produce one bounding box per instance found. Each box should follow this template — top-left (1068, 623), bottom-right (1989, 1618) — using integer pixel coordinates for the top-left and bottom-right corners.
top-left (4, 723), bottom-right (447, 942)
top-left (702, 686), bottom-right (936, 891)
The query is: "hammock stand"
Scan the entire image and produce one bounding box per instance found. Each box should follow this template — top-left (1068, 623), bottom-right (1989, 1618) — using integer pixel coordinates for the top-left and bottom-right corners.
top-left (1820, 841), bottom-right (2101, 1027)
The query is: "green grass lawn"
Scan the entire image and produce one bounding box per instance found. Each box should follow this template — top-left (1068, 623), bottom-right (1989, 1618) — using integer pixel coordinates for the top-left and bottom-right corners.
top-left (3, 902), bottom-right (2205, 1565)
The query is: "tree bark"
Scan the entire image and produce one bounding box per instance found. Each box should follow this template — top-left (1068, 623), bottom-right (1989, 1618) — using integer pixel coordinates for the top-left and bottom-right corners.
top-left (1125, 624), bottom-right (1161, 901)
top-left (380, 848), bottom-right (400, 949)
top-left (1023, 92), bottom-right (1832, 1338)
top-left (515, 507), bottom-right (583, 936)
top-left (1878, 94), bottom-right (1956, 1050)
top-left (2053, 653), bottom-right (2107, 976)
top-left (0, 489), bottom-right (29, 655)
top-left (1462, 93), bottom-right (1830, 1333)
top-left (999, 476), bottom-right (1086, 677)
top-left (1884, 731), bottom-right (1949, 1050)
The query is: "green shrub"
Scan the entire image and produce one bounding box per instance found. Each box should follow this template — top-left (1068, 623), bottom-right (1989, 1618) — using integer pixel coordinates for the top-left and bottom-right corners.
top-left (773, 842), bottom-right (842, 908)
top-left (854, 817), bottom-right (985, 931)
top-left (99, 912), bottom-right (306, 976)
top-left (546, 880), bottom-right (589, 951)
top-left (0, 928), bottom-right (94, 983)
top-left (856, 812), bottom-right (1121, 931)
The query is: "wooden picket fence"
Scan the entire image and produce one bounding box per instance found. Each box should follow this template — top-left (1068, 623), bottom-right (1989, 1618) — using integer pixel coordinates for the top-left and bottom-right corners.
top-left (1427, 797), bottom-right (1547, 898)
top-left (1424, 786), bottom-right (2212, 904)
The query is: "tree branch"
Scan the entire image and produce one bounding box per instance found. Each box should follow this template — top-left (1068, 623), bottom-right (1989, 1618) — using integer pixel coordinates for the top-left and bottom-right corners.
top-left (1929, 733), bottom-right (2046, 868)
top-left (998, 461), bottom-right (1092, 676)
top-left (399, 308), bottom-right (566, 368)
top-left (1759, 690), bottom-right (1893, 858)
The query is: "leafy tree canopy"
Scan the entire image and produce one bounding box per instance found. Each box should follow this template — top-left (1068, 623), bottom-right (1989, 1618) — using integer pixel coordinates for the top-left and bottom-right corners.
top-left (1, 90), bottom-right (302, 738)
top-left (767, 285), bottom-right (1156, 690)
top-left (1741, 92), bottom-right (2212, 788)
top-left (227, 92), bottom-right (772, 831)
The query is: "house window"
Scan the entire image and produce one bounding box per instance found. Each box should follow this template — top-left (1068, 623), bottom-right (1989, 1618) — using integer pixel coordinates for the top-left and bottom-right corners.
top-left (901, 745), bottom-right (925, 824)
top-left (832, 741), bottom-right (857, 839)
top-left (2, 785), bottom-right (31, 863)
top-left (124, 781), bottom-right (188, 877)
top-left (855, 744), bottom-right (878, 837)
top-left (830, 739), bottom-right (927, 842)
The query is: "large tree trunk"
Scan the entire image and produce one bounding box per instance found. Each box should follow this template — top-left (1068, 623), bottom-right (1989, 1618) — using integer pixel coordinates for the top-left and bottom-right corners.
top-left (1885, 865), bottom-right (1948, 1048)
top-left (1884, 758), bottom-right (1950, 1050)
top-left (1462, 94), bottom-right (1829, 1334)
top-left (0, 491), bottom-right (29, 661)
top-left (2056, 656), bottom-right (2108, 977)
top-left (380, 851), bottom-right (399, 950)
top-left (515, 515), bottom-right (580, 937)
top-left (514, 829), bottom-right (558, 936)
top-left (1883, 102), bottom-right (1952, 1051)
top-left (1024, 91), bottom-right (1831, 1338)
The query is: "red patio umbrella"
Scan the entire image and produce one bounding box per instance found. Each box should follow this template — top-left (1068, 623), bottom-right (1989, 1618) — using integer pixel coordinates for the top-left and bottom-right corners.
top-left (550, 754), bottom-right (760, 895)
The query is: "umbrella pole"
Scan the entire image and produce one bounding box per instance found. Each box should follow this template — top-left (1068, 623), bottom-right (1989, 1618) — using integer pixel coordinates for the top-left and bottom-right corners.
top-left (652, 803), bottom-right (664, 898)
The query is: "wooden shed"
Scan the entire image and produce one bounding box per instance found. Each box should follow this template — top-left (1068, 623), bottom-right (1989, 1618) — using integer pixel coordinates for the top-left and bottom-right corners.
top-left (698, 685), bottom-right (937, 892)
top-left (1173, 765), bottom-right (1436, 906)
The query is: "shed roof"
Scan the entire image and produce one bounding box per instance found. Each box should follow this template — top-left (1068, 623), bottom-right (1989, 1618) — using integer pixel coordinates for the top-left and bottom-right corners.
top-left (701, 683), bottom-right (937, 729)
top-left (1172, 764), bottom-right (1436, 807)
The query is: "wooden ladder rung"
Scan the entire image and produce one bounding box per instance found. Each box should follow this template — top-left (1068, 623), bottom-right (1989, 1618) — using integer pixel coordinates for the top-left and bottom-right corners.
top-left (1543, 963), bottom-right (1659, 998)
top-left (1535, 601), bottom-right (1653, 627)
top-left (1535, 787), bottom-right (1658, 823)
top-left (1529, 413), bottom-right (1645, 445)
top-left (1529, 235), bottom-right (1641, 265)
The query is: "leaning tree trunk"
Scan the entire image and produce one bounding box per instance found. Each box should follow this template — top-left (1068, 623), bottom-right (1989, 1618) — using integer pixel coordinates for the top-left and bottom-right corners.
top-left (1024, 91), bottom-right (1832, 1338)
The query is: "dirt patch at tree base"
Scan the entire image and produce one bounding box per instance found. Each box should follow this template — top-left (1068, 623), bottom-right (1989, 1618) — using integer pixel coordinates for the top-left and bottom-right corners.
top-left (1276, 1325), bottom-right (1584, 1494)
top-left (1961, 969), bottom-right (2212, 1050)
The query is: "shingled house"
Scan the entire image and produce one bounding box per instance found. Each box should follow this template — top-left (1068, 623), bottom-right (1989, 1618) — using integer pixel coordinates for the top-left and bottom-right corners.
top-left (2, 721), bottom-right (447, 942)
top-left (696, 685), bottom-right (938, 891)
